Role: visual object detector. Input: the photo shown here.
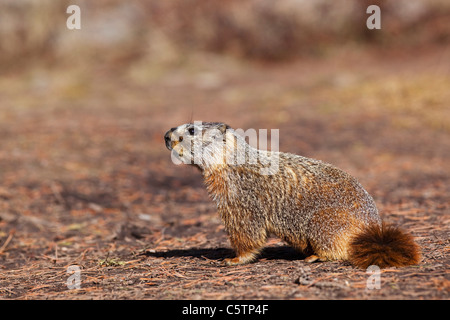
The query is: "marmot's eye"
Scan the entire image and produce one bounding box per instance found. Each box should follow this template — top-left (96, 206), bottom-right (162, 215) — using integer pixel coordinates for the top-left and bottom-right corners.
top-left (188, 127), bottom-right (195, 135)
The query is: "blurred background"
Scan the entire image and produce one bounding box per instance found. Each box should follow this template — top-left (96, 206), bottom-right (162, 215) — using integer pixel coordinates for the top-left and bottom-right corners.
top-left (1, 0), bottom-right (449, 216)
top-left (1, 0), bottom-right (450, 225)
top-left (0, 0), bottom-right (449, 299)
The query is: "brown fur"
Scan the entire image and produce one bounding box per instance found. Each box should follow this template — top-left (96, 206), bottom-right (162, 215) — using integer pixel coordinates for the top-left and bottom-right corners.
top-left (349, 223), bottom-right (421, 269)
top-left (165, 122), bottom-right (421, 269)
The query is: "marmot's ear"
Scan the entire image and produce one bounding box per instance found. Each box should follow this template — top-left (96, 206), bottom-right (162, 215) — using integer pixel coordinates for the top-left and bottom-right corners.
top-left (217, 123), bottom-right (229, 134)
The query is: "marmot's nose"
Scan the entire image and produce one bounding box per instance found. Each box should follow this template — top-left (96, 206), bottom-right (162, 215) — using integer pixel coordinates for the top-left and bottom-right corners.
top-left (164, 130), bottom-right (173, 150)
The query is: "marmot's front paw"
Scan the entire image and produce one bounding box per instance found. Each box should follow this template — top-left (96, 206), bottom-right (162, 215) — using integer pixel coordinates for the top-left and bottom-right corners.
top-left (224, 252), bottom-right (256, 266)
top-left (304, 254), bottom-right (328, 263)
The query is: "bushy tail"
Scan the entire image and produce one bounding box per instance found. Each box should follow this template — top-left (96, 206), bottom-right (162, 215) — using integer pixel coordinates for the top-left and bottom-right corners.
top-left (349, 222), bottom-right (421, 269)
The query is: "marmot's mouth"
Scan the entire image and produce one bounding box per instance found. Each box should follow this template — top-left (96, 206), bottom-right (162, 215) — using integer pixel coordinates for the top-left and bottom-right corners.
top-left (171, 141), bottom-right (179, 150)
top-left (164, 130), bottom-right (173, 150)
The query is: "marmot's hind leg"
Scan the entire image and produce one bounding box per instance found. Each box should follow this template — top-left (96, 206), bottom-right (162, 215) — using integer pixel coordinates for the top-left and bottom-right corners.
top-left (287, 239), bottom-right (329, 263)
top-left (304, 208), bottom-right (366, 263)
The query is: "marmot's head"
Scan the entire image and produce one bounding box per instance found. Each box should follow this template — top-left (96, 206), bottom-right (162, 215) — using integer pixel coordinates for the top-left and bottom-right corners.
top-left (165, 121), bottom-right (279, 174)
top-left (164, 122), bottom-right (232, 168)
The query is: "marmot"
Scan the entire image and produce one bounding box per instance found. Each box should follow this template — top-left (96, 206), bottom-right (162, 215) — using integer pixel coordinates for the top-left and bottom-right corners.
top-left (164, 122), bottom-right (420, 268)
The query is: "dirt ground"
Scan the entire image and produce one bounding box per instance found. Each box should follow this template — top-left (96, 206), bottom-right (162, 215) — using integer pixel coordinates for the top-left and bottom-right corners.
top-left (0, 46), bottom-right (449, 300)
